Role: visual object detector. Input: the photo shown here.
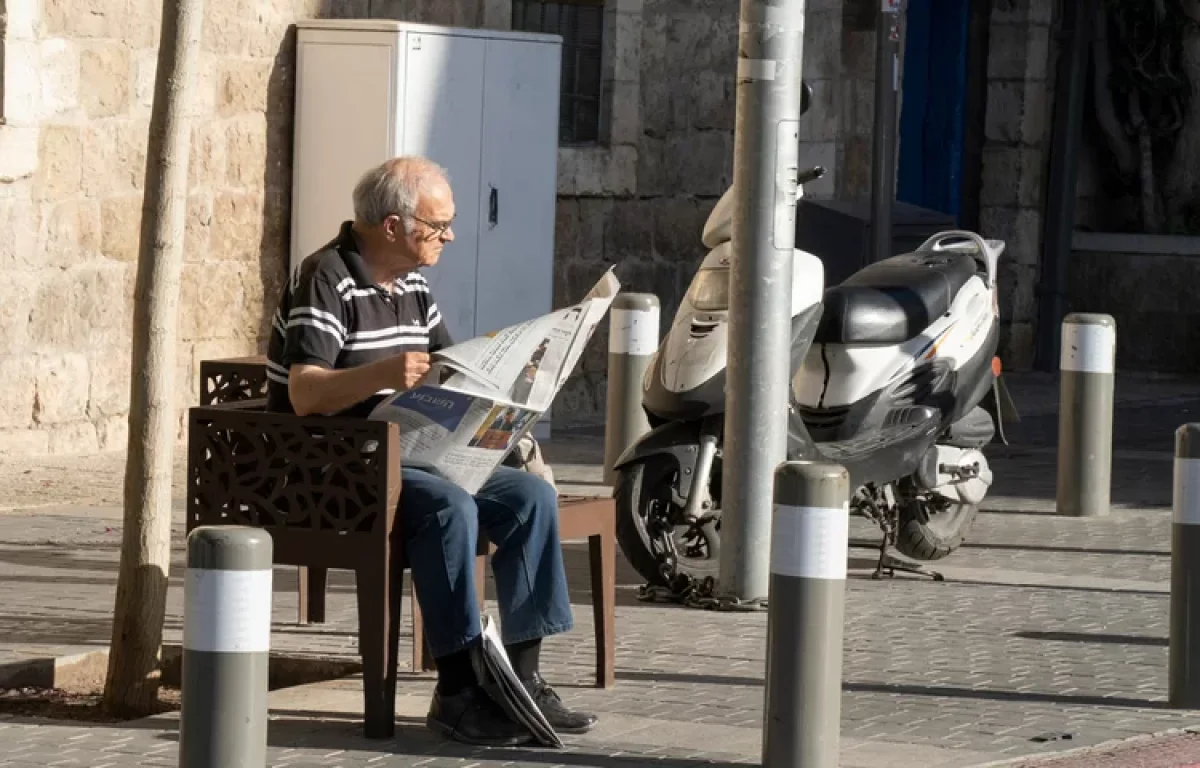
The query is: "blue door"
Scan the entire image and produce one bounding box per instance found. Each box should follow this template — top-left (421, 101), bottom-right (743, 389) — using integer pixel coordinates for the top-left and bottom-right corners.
top-left (896, 0), bottom-right (972, 219)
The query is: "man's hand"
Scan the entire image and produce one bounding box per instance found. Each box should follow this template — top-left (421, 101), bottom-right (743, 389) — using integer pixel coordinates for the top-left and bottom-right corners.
top-left (392, 351), bottom-right (431, 390)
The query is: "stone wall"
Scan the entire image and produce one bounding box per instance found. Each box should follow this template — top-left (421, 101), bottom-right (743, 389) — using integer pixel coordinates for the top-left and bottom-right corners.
top-left (550, 0), bottom-right (861, 430)
top-left (0, 0), bottom-right (1062, 453)
top-left (0, 0), bottom-right (501, 456)
top-left (976, 0), bottom-right (1053, 369)
top-left (1068, 233), bottom-right (1200, 374)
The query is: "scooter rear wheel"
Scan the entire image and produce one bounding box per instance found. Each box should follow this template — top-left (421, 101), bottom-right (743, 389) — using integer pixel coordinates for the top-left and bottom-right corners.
top-left (614, 454), bottom-right (721, 587)
top-left (895, 498), bottom-right (978, 561)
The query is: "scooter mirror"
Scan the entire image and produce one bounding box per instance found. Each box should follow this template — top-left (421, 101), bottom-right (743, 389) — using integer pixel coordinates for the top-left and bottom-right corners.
top-left (800, 80), bottom-right (813, 115)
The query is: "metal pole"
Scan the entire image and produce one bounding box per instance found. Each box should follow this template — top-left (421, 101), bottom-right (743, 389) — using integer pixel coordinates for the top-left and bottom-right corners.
top-left (604, 293), bottom-right (660, 485)
top-left (1170, 424), bottom-right (1200, 707)
top-left (179, 526), bottom-right (273, 768)
top-left (762, 460), bottom-right (849, 768)
top-left (1034, 0), bottom-right (1094, 371)
top-left (1055, 313), bottom-right (1115, 517)
top-left (719, 0), bottom-right (809, 604)
top-left (870, 0), bottom-right (901, 264)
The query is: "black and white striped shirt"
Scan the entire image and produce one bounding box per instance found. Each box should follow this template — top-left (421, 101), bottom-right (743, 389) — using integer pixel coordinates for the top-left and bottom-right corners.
top-left (266, 221), bottom-right (453, 417)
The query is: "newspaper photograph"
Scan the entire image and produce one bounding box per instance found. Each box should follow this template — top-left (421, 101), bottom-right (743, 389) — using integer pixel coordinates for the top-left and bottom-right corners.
top-left (368, 268), bottom-right (620, 494)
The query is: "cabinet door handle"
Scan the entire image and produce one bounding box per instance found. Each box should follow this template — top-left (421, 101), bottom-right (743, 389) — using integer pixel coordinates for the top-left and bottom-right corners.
top-left (488, 186), bottom-right (498, 227)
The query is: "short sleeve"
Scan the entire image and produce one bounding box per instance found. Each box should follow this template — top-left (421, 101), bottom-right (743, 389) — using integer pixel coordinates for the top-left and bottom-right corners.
top-left (280, 272), bottom-right (347, 369)
top-left (426, 297), bottom-right (453, 354)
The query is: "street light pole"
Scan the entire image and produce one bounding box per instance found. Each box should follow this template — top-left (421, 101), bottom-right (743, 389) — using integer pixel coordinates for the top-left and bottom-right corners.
top-left (870, 0), bottom-right (902, 264)
top-left (718, 0), bottom-right (808, 603)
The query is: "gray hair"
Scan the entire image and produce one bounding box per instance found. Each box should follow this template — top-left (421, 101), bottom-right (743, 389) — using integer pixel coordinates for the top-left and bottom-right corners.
top-left (351, 156), bottom-right (450, 232)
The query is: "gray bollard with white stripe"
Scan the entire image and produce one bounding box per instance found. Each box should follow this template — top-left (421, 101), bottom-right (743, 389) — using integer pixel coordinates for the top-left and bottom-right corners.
top-left (179, 526), bottom-right (273, 768)
top-left (1055, 312), bottom-right (1116, 517)
top-left (1170, 424), bottom-right (1200, 707)
top-left (762, 461), bottom-right (849, 768)
top-left (603, 293), bottom-right (660, 485)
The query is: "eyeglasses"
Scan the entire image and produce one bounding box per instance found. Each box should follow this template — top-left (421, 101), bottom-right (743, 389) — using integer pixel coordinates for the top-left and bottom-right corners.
top-left (408, 213), bottom-right (455, 236)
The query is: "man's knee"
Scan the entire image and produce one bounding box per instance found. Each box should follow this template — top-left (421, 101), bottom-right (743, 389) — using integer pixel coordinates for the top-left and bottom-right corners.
top-left (513, 469), bottom-right (559, 520)
top-left (402, 472), bottom-right (479, 543)
top-left (483, 466), bottom-right (559, 531)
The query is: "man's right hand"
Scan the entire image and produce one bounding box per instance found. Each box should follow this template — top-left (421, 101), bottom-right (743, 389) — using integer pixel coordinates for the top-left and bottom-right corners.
top-left (393, 351), bottom-right (431, 390)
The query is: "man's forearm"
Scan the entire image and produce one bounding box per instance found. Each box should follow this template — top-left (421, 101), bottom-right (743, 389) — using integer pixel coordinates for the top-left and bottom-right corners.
top-left (288, 359), bottom-right (398, 416)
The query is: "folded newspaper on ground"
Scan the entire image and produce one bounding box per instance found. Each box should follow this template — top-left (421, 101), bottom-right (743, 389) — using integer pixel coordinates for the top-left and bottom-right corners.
top-left (368, 268), bottom-right (620, 494)
top-left (469, 615), bottom-right (563, 748)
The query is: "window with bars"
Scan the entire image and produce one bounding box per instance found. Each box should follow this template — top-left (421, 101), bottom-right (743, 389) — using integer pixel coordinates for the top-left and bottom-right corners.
top-left (512, 0), bottom-right (604, 145)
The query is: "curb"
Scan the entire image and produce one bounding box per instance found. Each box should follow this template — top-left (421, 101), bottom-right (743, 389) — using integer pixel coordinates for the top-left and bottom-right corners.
top-left (1, 645), bottom-right (366, 693)
top-left (0, 649), bottom-right (110, 691)
top-left (967, 725), bottom-right (1200, 767)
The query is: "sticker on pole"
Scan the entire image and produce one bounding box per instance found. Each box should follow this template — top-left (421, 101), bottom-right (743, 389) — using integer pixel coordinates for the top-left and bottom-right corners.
top-left (770, 504), bottom-right (849, 580)
top-left (1175, 458), bottom-right (1200, 526)
top-left (184, 568), bottom-right (273, 653)
top-left (882, 0), bottom-right (900, 11)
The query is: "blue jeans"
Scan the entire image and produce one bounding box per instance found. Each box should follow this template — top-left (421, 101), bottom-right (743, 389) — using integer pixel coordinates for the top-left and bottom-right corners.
top-left (399, 465), bottom-right (575, 658)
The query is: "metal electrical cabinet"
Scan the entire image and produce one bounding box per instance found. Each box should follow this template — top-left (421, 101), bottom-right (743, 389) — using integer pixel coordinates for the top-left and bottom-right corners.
top-left (290, 19), bottom-right (563, 346)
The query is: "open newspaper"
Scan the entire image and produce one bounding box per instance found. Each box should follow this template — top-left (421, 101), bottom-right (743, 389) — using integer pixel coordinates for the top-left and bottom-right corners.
top-left (368, 268), bottom-right (620, 494)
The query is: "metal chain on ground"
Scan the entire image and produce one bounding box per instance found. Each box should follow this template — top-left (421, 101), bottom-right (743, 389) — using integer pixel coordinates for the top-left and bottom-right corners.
top-left (635, 572), bottom-right (768, 612)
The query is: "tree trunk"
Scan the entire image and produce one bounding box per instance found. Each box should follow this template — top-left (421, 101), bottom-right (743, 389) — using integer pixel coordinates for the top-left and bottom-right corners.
top-left (1128, 91), bottom-right (1162, 234)
top-left (1166, 1), bottom-right (1200, 230)
top-left (1091, 5), bottom-right (1136, 179)
top-left (101, 0), bottom-right (205, 718)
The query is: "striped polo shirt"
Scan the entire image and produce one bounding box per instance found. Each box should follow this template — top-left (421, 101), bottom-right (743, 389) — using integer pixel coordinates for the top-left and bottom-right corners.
top-left (266, 220), bottom-right (453, 417)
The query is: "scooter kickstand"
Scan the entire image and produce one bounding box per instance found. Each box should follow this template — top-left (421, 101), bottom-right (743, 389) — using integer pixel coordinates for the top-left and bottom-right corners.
top-left (872, 551), bottom-right (944, 582)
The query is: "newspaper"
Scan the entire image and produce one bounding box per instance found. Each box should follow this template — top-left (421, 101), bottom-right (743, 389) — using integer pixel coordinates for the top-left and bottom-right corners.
top-left (470, 615), bottom-right (563, 748)
top-left (368, 268), bottom-right (621, 494)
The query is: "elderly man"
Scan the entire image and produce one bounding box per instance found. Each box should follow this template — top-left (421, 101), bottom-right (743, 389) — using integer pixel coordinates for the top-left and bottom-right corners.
top-left (266, 156), bottom-right (596, 746)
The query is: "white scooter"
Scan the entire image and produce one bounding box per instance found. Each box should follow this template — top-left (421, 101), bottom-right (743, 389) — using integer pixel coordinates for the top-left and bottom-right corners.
top-left (611, 169), bottom-right (1019, 593)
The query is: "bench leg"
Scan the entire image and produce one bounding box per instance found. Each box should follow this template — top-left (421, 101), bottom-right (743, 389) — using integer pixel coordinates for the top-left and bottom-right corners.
top-left (410, 581), bottom-right (434, 673)
top-left (297, 566), bottom-right (328, 625)
top-left (411, 554), bottom-right (489, 674)
top-left (356, 562), bottom-right (401, 739)
top-left (589, 531), bottom-right (616, 688)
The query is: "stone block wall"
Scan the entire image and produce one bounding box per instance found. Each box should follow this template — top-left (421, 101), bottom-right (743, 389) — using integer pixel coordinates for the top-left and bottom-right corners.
top-left (1068, 234), bottom-right (1200, 374)
top-left (550, 0), bottom-right (862, 430)
top-left (0, 0), bottom-right (1062, 452)
top-left (0, 0), bottom-right (493, 456)
top-left (977, 0), bottom-right (1053, 369)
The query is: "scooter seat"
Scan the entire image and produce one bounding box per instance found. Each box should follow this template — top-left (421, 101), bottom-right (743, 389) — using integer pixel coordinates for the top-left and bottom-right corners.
top-left (814, 251), bottom-right (979, 345)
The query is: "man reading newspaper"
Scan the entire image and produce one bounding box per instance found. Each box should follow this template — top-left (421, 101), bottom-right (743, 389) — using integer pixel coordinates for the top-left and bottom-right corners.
top-left (266, 156), bottom-right (598, 746)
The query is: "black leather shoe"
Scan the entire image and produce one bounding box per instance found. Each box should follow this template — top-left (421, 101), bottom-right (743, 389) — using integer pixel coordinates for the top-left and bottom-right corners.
top-left (524, 672), bottom-right (598, 734)
top-left (427, 684), bottom-right (534, 747)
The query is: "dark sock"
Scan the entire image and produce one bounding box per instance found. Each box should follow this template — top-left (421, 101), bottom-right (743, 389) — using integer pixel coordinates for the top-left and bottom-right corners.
top-left (436, 645), bottom-right (478, 696)
top-left (505, 638), bottom-right (541, 682)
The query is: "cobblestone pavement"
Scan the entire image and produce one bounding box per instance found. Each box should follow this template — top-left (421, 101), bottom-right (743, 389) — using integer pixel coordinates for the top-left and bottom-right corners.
top-left (2, 373), bottom-right (1200, 766)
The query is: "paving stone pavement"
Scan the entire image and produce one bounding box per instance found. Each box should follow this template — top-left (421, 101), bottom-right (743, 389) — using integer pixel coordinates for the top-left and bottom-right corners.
top-left (2, 372), bottom-right (1200, 766)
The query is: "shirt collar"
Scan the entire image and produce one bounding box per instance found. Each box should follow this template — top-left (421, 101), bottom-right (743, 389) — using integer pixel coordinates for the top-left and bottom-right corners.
top-left (335, 220), bottom-right (377, 289)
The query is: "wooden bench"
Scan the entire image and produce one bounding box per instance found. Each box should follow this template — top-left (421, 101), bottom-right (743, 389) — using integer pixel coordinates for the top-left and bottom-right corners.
top-left (189, 357), bottom-right (616, 739)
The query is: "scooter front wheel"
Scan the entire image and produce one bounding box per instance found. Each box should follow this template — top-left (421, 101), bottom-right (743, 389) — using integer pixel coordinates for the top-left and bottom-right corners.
top-left (614, 453), bottom-right (721, 588)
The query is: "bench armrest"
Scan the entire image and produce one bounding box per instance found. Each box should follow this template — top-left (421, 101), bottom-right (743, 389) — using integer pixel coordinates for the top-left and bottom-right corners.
top-left (187, 402), bottom-right (402, 537)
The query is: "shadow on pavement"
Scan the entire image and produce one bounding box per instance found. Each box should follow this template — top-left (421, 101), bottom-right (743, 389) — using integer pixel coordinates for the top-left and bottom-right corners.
top-left (843, 680), bottom-right (1168, 710)
top-left (126, 713), bottom-right (748, 767)
top-left (617, 670), bottom-right (763, 688)
top-left (1014, 630), bottom-right (1166, 647)
top-left (959, 541), bottom-right (1167, 558)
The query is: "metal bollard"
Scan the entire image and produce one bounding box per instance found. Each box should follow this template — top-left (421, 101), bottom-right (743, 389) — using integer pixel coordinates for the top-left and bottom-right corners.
top-left (603, 293), bottom-right (660, 484)
top-left (179, 526), bottom-right (273, 768)
top-left (762, 461), bottom-right (850, 768)
top-left (1055, 312), bottom-right (1116, 517)
top-left (1171, 424), bottom-right (1200, 707)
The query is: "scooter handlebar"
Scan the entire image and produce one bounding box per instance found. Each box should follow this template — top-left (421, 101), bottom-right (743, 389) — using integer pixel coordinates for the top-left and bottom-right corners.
top-left (797, 166), bottom-right (826, 185)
